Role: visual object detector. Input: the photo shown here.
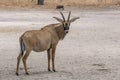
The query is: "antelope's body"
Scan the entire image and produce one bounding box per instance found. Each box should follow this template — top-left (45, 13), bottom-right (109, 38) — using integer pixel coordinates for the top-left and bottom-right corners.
top-left (21, 24), bottom-right (64, 52)
top-left (16, 12), bottom-right (79, 75)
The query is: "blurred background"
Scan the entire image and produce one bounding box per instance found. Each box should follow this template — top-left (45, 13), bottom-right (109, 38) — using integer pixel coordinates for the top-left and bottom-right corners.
top-left (0, 0), bottom-right (120, 8)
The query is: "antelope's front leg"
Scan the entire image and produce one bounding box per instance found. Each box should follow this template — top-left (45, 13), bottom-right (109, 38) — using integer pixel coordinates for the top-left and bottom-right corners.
top-left (47, 48), bottom-right (51, 71)
top-left (52, 45), bottom-right (56, 72)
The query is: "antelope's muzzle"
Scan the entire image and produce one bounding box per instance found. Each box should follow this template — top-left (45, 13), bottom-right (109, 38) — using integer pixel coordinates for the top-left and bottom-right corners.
top-left (64, 26), bottom-right (69, 33)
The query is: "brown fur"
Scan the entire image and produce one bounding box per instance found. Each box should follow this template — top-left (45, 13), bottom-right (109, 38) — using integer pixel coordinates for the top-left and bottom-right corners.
top-left (16, 12), bottom-right (79, 75)
top-left (43, 23), bottom-right (66, 40)
top-left (16, 23), bottom-right (66, 75)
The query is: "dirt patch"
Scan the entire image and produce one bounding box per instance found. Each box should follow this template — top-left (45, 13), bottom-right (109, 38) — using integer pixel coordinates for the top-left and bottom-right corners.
top-left (96, 68), bottom-right (110, 72)
top-left (0, 27), bottom-right (23, 33)
top-left (0, 8), bottom-right (120, 80)
top-left (92, 63), bottom-right (105, 67)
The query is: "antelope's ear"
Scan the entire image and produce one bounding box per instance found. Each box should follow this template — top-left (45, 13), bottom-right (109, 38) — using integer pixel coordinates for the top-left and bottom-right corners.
top-left (70, 17), bottom-right (80, 23)
top-left (53, 17), bottom-right (63, 23)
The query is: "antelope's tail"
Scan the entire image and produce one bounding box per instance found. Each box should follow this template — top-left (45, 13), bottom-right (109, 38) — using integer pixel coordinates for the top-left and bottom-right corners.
top-left (19, 37), bottom-right (25, 56)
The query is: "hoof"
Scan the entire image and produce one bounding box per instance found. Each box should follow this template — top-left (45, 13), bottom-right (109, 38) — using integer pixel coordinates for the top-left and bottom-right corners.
top-left (16, 72), bottom-right (19, 76)
top-left (53, 70), bottom-right (56, 72)
top-left (48, 69), bottom-right (51, 72)
top-left (26, 72), bottom-right (29, 75)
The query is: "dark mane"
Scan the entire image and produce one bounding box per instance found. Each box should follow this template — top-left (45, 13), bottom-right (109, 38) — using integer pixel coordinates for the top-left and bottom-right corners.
top-left (41, 23), bottom-right (66, 40)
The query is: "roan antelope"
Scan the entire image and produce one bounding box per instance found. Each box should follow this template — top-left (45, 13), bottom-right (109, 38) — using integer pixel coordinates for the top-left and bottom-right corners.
top-left (16, 11), bottom-right (79, 75)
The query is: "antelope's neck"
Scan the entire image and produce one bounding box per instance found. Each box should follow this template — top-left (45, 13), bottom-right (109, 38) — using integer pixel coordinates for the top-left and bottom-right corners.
top-left (41, 23), bottom-right (66, 40)
top-left (54, 23), bottom-right (66, 40)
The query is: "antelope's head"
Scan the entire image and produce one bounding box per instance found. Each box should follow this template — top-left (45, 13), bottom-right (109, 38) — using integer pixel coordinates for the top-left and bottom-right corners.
top-left (53, 11), bottom-right (79, 33)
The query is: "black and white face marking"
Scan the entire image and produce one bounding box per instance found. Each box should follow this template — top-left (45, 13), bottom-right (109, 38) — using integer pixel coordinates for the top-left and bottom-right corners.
top-left (54, 11), bottom-right (79, 34)
top-left (63, 22), bottom-right (70, 33)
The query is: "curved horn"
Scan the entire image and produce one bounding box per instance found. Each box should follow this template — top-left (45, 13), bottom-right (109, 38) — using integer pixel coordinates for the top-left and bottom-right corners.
top-left (60, 11), bottom-right (65, 21)
top-left (67, 11), bottom-right (71, 21)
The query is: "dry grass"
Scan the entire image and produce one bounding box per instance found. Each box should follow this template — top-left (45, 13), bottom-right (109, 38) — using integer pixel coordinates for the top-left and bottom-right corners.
top-left (0, 0), bottom-right (120, 9)
top-left (45, 0), bottom-right (120, 6)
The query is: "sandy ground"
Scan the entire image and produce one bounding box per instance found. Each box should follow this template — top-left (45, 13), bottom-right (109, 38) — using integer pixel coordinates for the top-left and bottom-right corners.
top-left (0, 7), bottom-right (120, 80)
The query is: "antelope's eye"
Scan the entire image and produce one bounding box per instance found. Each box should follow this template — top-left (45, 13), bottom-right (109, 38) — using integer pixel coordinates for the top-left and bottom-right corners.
top-left (65, 23), bottom-right (67, 26)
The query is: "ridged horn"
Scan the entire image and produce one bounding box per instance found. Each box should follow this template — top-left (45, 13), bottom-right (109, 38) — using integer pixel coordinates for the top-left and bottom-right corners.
top-left (67, 11), bottom-right (71, 21)
top-left (60, 11), bottom-right (65, 21)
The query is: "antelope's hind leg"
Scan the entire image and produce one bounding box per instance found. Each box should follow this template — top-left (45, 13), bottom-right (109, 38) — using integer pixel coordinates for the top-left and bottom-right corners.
top-left (22, 49), bottom-right (31, 75)
top-left (16, 54), bottom-right (22, 76)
